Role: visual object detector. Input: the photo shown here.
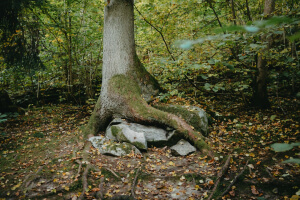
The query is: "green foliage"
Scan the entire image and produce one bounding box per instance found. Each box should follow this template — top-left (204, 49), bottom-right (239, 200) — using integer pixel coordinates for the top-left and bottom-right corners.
top-left (282, 158), bottom-right (300, 164)
top-left (0, 113), bottom-right (8, 123)
top-left (271, 142), bottom-right (300, 164)
top-left (0, 0), bottom-right (299, 107)
top-left (0, 112), bottom-right (19, 123)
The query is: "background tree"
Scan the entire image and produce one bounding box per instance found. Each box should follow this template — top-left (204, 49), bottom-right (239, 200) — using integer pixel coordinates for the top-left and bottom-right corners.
top-left (0, 0), bottom-right (45, 70)
top-left (251, 0), bottom-right (275, 108)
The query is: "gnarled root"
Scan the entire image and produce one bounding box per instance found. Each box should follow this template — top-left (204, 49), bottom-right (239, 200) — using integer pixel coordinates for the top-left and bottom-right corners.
top-left (85, 75), bottom-right (212, 155)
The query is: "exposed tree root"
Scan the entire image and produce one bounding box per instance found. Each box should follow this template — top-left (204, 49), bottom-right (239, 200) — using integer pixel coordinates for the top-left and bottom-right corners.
top-left (96, 177), bottom-right (105, 199)
top-left (131, 167), bottom-right (141, 198)
top-left (207, 155), bottom-right (231, 200)
top-left (221, 160), bottom-right (249, 198)
top-left (85, 75), bottom-right (213, 155)
top-left (78, 164), bottom-right (91, 200)
top-left (103, 167), bottom-right (121, 179)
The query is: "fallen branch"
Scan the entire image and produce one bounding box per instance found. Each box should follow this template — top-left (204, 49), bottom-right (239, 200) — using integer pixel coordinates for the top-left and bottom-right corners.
top-left (207, 155), bottom-right (231, 200)
top-left (220, 160), bottom-right (249, 198)
top-left (131, 167), bottom-right (141, 199)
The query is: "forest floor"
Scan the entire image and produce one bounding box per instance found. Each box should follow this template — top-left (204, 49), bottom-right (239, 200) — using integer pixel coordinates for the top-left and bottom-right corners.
top-left (0, 95), bottom-right (299, 200)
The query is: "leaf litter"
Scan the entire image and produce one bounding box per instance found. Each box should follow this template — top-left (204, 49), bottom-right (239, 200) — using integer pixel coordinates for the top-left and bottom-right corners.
top-left (0, 98), bottom-right (299, 199)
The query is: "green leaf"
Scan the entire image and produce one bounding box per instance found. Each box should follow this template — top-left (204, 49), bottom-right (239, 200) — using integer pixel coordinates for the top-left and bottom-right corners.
top-left (0, 114), bottom-right (7, 118)
top-left (282, 158), bottom-right (300, 164)
top-left (208, 59), bottom-right (215, 64)
top-left (212, 87), bottom-right (219, 92)
top-left (200, 75), bottom-right (208, 80)
top-left (178, 40), bottom-right (193, 50)
top-left (288, 32), bottom-right (300, 41)
top-left (190, 64), bottom-right (201, 70)
top-left (270, 115), bottom-right (277, 121)
top-left (244, 26), bottom-right (259, 33)
top-left (291, 142), bottom-right (300, 147)
top-left (270, 143), bottom-right (297, 152)
top-left (204, 83), bottom-right (211, 91)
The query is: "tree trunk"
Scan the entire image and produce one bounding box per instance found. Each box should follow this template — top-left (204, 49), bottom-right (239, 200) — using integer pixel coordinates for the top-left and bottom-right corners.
top-left (245, 0), bottom-right (252, 21)
top-left (251, 0), bottom-right (275, 109)
top-left (84, 0), bottom-right (211, 154)
top-left (231, 0), bottom-right (237, 25)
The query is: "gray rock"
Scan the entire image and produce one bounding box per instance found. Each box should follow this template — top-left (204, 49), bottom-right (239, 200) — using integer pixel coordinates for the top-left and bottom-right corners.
top-left (170, 139), bottom-right (196, 156)
top-left (106, 123), bottom-right (148, 150)
top-left (185, 106), bottom-right (209, 136)
top-left (106, 120), bottom-right (181, 149)
top-left (88, 136), bottom-right (141, 157)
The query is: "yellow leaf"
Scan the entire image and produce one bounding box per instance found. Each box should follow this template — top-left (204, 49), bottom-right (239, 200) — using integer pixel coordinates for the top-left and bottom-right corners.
top-left (64, 186), bottom-right (69, 191)
top-left (290, 195), bottom-right (299, 200)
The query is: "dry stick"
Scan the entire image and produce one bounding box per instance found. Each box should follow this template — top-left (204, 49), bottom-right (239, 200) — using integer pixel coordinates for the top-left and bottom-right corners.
top-left (207, 155), bottom-right (231, 200)
top-left (131, 167), bottom-right (141, 199)
top-left (220, 160), bottom-right (249, 198)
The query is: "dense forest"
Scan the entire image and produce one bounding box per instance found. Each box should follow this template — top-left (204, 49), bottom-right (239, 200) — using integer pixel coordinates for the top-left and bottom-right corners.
top-left (0, 0), bottom-right (299, 199)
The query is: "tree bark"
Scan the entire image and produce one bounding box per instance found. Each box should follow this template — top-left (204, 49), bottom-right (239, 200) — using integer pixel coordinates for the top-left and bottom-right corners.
top-left (251, 0), bottom-right (275, 109)
top-left (84, 0), bottom-right (211, 154)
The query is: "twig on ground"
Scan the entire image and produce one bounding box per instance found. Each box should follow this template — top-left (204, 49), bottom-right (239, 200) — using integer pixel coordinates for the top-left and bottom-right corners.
top-left (220, 160), bottom-right (249, 198)
top-left (131, 167), bottom-right (141, 199)
top-left (207, 155), bottom-right (231, 200)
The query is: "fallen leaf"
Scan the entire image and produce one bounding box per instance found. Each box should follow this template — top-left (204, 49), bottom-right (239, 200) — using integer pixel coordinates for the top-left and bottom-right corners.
top-left (251, 185), bottom-right (259, 195)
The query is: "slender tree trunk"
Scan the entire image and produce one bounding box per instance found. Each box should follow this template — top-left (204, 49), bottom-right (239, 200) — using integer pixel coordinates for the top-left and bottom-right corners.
top-left (84, 0), bottom-right (211, 154)
top-left (231, 0), bottom-right (237, 25)
top-left (245, 0), bottom-right (252, 21)
top-left (251, 0), bottom-right (275, 109)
